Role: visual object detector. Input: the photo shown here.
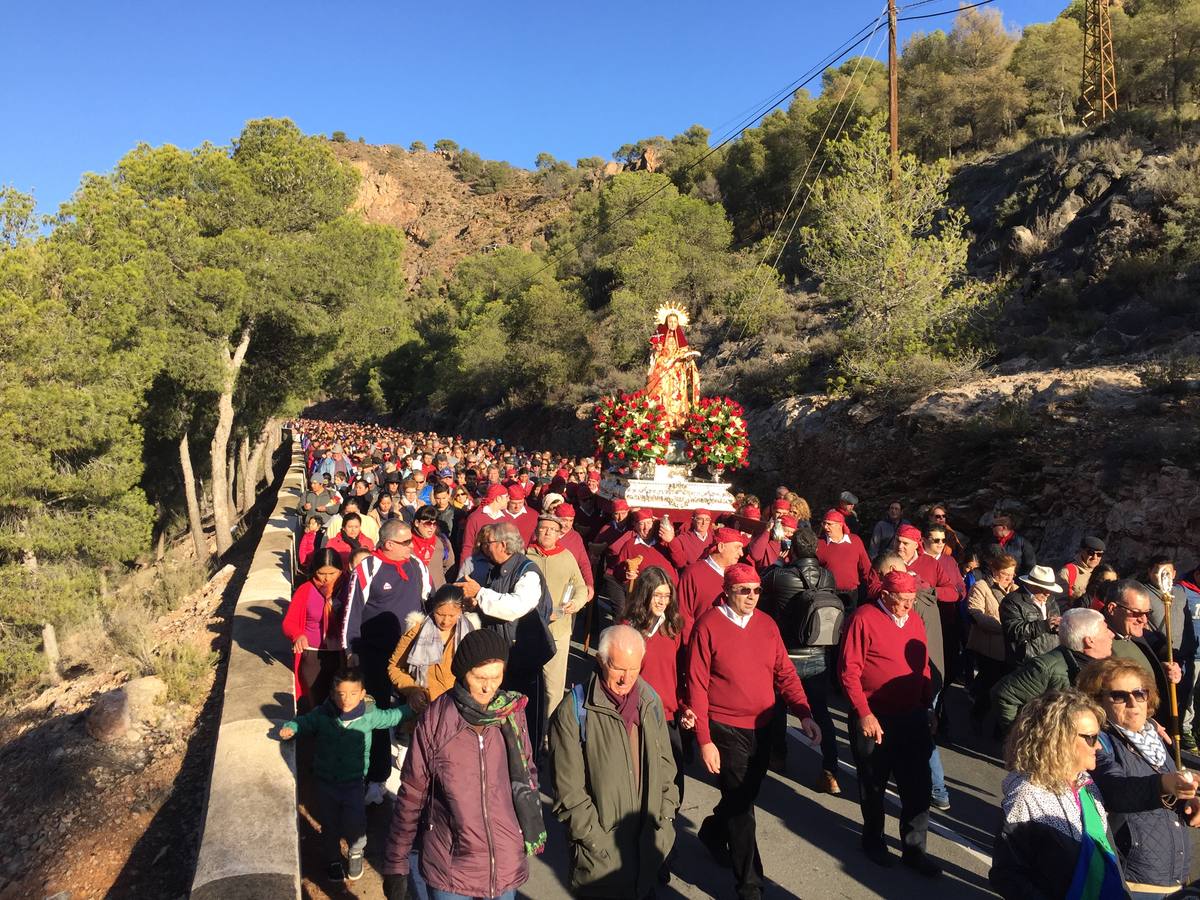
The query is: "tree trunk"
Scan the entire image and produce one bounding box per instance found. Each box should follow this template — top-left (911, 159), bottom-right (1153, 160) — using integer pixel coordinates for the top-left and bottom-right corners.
top-left (179, 432), bottom-right (209, 563)
top-left (227, 444), bottom-right (237, 525)
top-left (236, 434), bottom-right (250, 513)
top-left (243, 420), bottom-right (272, 511)
top-left (210, 326), bottom-right (252, 557)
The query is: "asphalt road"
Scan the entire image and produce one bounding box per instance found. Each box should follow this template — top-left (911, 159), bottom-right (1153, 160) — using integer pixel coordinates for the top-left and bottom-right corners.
top-left (299, 644), bottom-right (1200, 899)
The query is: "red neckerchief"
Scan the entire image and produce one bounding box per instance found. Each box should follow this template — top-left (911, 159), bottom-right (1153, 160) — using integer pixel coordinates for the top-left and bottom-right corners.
top-left (998, 531), bottom-right (1014, 547)
top-left (411, 532), bottom-right (438, 564)
top-left (372, 550), bottom-right (409, 580)
top-left (533, 544), bottom-right (566, 556)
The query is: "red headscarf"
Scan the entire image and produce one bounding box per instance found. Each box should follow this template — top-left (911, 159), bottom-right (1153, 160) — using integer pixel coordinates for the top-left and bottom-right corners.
top-left (881, 570), bottom-right (918, 593)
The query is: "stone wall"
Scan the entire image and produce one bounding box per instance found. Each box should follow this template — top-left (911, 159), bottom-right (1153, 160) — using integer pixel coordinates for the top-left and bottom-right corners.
top-left (191, 433), bottom-right (304, 899)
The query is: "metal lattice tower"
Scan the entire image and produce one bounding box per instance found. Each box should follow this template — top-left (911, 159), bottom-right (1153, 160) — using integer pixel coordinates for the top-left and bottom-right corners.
top-left (1081, 0), bottom-right (1118, 125)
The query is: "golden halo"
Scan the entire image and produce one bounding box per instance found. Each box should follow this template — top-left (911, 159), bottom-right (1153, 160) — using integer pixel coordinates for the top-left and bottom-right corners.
top-left (655, 305), bottom-right (690, 327)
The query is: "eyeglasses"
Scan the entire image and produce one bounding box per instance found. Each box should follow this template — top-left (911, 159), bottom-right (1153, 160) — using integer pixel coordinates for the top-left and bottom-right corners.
top-left (928, 538), bottom-right (946, 544)
top-left (732, 587), bottom-right (761, 596)
top-left (1078, 732), bottom-right (1101, 747)
top-left (389, 538), bottom-right (413, 547)
top-left (1085, 551), bottom-right (1105, 559)
top-left (932, 513), bottom-right (946, 520)
top-left (1106, 689), bottom-right (1149, 705)
top-left (1114, 602), bottom-right (1150, 620)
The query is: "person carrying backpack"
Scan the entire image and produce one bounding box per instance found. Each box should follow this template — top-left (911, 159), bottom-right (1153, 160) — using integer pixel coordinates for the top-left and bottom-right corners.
top-left (760, 524), bottom-right (845, 794)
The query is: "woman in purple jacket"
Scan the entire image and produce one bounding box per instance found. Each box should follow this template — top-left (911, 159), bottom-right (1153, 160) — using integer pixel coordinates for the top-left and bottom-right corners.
top-left (382, 628), bottom-right (545, 900)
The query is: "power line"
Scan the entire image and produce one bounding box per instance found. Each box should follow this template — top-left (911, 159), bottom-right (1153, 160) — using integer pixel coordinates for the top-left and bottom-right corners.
top-left (505, 12), bottom-right (891, 293)
top-left (897, 0), bottom-right (995, 22)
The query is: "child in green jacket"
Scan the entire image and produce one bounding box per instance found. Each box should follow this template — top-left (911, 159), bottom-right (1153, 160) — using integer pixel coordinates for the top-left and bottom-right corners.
top-left (281, 665), bottom-right (412, 882)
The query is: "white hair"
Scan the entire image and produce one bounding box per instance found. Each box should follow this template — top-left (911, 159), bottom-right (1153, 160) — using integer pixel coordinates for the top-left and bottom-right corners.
top-left (1059, 608), bottom-right (1106, 651)
top-left (596, 624), bottom-right (645, 664)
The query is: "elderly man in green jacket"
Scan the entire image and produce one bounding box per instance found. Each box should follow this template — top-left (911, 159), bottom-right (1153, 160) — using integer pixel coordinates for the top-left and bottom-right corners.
top-left (993, 607), bottom-right (1113, 732)
top-left (549, 624), bottom-right (679, 900)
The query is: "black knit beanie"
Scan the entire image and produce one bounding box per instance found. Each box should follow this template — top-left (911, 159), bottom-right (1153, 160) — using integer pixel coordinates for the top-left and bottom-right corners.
top-left (451, 628), bottom-right (510, 680)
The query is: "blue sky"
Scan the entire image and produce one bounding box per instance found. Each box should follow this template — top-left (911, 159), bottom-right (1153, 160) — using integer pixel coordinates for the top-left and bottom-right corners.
top-left (5, 0), bottom-right (1066, 216)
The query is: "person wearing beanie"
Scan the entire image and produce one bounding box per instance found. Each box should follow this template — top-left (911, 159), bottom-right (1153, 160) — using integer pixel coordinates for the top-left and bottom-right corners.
top-left (382, 623), bottom-right (543, 900)
top-left (839, 570), bottom-right (940, 876)
top-left (677, 527), bottom-right (750, 645)
top-left (1058, 536), bottom-right (1106, 601)
top-left (450, 627), bottom-right (511, 680)
top-left (688, 562), bottom-right (820, 900)
top-left (816, 509), bottom-right (873, 609)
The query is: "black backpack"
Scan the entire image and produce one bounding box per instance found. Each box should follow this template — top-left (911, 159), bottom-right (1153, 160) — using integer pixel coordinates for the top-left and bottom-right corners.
top-left (777, 564), bottom-right (845, 648)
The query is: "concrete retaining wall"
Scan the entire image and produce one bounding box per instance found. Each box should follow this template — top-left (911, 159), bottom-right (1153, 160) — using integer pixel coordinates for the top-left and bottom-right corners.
top-left (191, 434), bottom-right (304, 899)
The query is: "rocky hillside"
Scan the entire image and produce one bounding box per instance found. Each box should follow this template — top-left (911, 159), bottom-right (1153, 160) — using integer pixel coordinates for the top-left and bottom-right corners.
top-left (329, 142), bottom-right (576, 286)
top-left (336, 132), bottom-right (1200, 575)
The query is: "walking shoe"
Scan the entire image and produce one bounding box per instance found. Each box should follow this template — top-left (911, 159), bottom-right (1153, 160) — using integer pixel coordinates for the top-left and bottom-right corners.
top-left (364, 781), bottom-right (386, 805)
top-left (697, 818), bottom-right (732, 868)
top-left (902, 851), bottom-right (943, 877)
top-left (863, 843), bottom-right (894, 867)
top-left (931, 793), bottom-right (951, 811)
top-left (816, 769), bottom-right (842, 795)
top-left (1181, 733), bottom-right (1198, 753)
top-left (346, 851), bottom-right (364, 881)
top-left (326, 861), bottom-right (346, 881)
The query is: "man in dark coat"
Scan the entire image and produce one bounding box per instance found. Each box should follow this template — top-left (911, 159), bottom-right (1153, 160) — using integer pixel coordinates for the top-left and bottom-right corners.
top-left (549, 625), bottom-right (678, 899)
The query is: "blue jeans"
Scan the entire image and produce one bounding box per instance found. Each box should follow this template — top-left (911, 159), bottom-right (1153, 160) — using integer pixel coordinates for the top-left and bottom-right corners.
top-left (428, 891), bottom-right (515, 900)
top-left (408, 849), bottom-right (429, 900)
top-left (930, 746), bottom-right (948, 803)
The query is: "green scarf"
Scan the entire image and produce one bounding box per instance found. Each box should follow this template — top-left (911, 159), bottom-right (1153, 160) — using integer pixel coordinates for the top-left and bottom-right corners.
top-left (1066, 784), bottom-right (1125, 900)
top-left (451, 682), bottom-right (547, 855)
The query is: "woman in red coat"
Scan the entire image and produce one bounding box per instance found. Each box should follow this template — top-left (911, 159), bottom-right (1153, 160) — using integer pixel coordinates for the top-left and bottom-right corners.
top-left (282, 548), bottom-right (345, 710)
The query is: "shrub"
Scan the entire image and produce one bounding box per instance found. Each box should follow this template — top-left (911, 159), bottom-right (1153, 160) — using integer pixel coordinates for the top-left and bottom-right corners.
top-left (434, 139), bottom-right (459, 154)
top-left (1136, 353), bottom-right (1200, 394)
top-left (105, 599), bottom-right (157, 674)
top-left (154, 641), bottom-right (218, 705)
top-left (409, 140), bottom-right (427, 152)
top-left (330, 131), bottom-right (348, 142)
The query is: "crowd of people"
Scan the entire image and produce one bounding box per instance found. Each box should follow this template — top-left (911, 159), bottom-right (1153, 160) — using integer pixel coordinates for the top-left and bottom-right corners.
top-left (280, 417), bottom-right (1200, 900)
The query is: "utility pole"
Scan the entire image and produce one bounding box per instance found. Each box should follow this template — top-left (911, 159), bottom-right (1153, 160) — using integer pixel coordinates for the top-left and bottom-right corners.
top-left (887, 0), bottom-right (900, 185)
top-left (1081, 0), bottom-right (1117, 125)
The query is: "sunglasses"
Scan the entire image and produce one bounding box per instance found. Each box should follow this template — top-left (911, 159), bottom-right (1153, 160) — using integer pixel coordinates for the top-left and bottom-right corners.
top-left (1085, 550), bottom-right (1105, 559)
top-left (932, 513), bottom-right (946, 520)
top-left (732, 587), bottom-right (762, 596)
top-left (1114, 602), bottom-right (1150, 620)
top-left (1078, 732), bottom-right (1101, 747)
top-left (389, 538), bottom-right (413, 547)
top-left (928, 538), bottom-right (946, 544)
top-left (1106, 689), bottom-right (1148, 705)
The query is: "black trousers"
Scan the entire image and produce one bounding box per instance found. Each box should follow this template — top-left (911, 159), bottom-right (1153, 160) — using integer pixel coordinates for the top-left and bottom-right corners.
top-left (359, 648), bottom-right (394, 783)
top-left (848, 709), bottom-right (932, 855)
top-left (705, 720), bottom-right (771, 898)
top-left (970, 656), bottom-right (1008, 721)
top-left (297, 649), bottom-right (342, 713)
top-left (769, 657), bottom-right (838, 772)
top-left (937, 601), bottom-right (962, 688)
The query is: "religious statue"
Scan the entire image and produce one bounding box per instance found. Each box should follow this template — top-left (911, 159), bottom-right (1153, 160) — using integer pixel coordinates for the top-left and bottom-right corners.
top-left (645, 305), bottom-right (700, 430)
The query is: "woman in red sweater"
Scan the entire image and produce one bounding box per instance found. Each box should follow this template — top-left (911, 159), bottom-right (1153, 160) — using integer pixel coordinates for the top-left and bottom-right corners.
top-left (282, 547), bottom-right (346, 711)
top-left (623, 565), bottom-right (694, 793)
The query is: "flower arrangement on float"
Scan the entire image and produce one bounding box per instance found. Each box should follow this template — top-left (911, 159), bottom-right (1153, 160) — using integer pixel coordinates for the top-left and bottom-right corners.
top-left (593, 390), bottom-right (672, 470)
top-left (682, 396), bottom-right (750, 472)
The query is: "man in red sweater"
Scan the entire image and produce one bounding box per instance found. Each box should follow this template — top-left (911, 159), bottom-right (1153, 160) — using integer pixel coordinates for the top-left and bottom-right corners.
top-left (688, 563), bottom-right (821, 900)
top-left (677, 526), bottom-right (749, 644)
top-left (665, 508), bottom-right (714, 571)
top-left (816, 509), bottom-right (874, 609)
top-left (610, 510), bottom-right (678, 587)
top-left (456, 483), bottom-right (508, 567)
top-left (745, 514), bottom-right (797, 572)
top-left (838, 570), bottom-right (941, 877)
top-left (504, 484), bottom-right (538, 544)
